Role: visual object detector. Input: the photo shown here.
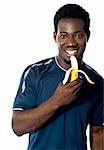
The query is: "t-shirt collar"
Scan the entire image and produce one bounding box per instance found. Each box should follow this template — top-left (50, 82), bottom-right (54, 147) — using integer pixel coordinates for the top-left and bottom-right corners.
top-left (55, 56), bottom-right (84, 72)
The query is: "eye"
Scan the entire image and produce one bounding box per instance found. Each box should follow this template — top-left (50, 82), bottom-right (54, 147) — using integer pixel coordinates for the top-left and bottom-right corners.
top-left (74, 33), bottom-right (84, 39)
top-left (60, 34), bottom-right (68, 39)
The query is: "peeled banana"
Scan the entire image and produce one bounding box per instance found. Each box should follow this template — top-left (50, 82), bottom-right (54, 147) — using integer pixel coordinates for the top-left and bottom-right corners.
top-left (63, 55), bottom-right (94, 85)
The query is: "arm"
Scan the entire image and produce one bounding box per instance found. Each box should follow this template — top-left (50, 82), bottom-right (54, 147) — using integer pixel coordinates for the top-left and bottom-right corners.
top-left (12, 78), bottom-right (82, 136)
top-left (12, 96), bottom-right (59, 136)
top-left (90, 125), bottom-right (104, 150)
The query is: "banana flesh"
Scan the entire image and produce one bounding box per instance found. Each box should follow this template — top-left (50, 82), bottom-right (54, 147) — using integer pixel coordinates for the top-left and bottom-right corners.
top-left (70, 55), bottom-right (78, 82)
top-left (63, 56), bottom-right (94, 85)
top-left (70, 68), bottom-right (78, 82)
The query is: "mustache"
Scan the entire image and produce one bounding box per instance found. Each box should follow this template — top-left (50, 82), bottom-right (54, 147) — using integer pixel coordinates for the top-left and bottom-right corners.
top-left (63, 45), bottom-right (78, 49)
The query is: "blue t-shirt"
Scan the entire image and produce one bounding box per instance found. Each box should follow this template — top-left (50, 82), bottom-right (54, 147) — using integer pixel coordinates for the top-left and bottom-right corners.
top-left (13, 57), bottom-right (103, 150)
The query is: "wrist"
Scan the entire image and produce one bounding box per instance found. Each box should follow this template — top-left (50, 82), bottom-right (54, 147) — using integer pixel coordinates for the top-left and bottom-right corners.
top-left (48, 96), bottom-right (61, 110)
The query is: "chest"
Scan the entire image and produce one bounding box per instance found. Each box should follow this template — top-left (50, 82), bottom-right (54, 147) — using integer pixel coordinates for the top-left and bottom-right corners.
top-left (36, 71), bottom-right (97, 122)
top-left (37, 70), bottom-right (64, 104)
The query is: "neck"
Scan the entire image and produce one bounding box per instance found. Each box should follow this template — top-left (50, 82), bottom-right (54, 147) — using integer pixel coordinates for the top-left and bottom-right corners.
top-left (56, 56), bottom-right (83, 71)
top-left (57, 56), bottom-right (71, 70)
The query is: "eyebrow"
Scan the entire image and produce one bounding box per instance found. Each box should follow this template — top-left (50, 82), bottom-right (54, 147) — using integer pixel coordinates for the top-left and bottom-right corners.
top-left (59, 32), bottom-right (68, 34)
top-left (59, 31), bottom-right (84, 34)
top-left (74, 31), bottom-right (84, 34)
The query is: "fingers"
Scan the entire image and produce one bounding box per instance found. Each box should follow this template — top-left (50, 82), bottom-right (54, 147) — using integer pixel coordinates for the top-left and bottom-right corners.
top-left (73, 79), bottom-right (83, 91)
top-left (70, 79), bottom-right (82, 99)
top-left (73, 83), bottom-right (82, 96)
top-left (60, 78), bottom-right (83, 94)
top-left (65, 78), bottom-right (82, 88)
top-left (55, 78), bottom-right (83, 106)
top-left (65, 78), bottom-right (83, 95)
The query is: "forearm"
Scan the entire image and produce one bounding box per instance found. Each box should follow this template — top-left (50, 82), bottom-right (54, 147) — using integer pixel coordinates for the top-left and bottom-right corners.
top-left (90, 125), bottom-right (104, 150)
top-left (92, 134), bottom-right (103, 150)
top-left (12, 96), bottom-right (60, 136)
top-left (12, 79), bottom-right (82, 136)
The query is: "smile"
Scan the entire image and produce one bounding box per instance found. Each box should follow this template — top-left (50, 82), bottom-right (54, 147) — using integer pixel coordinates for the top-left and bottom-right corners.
top-left (65, 50), bottom-right (78, 56)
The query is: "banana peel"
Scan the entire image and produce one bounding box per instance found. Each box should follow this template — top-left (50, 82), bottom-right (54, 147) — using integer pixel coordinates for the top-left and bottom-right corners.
top-left (63, 55), bottom-right (94, 85)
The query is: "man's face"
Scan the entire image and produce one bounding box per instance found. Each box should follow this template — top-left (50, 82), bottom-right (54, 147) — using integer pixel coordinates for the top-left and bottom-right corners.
top-left (54, 18), bottom-right (87, 69)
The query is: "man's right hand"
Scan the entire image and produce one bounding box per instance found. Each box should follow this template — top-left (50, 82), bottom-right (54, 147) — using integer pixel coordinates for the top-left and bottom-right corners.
top-left (12, 78), bottom-right (82, 136)
top-left (52, 78), bottom-right (83, 108)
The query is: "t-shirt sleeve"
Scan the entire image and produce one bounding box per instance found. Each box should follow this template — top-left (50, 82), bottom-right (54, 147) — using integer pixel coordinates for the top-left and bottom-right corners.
top-left (89, 79), bottom-right (104, 126)
top-left (13, 65), bottom-right (38, 110)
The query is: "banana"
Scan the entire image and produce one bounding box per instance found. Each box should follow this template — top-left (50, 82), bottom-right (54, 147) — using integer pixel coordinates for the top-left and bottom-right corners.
top-left (63, 55), bottom-right (94, 85)
top-left (70, 55), bottom-right (78, 82)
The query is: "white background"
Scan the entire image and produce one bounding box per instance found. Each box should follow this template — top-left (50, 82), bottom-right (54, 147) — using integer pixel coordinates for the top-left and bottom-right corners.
top-left (0, 0), bottom-right (103, 149)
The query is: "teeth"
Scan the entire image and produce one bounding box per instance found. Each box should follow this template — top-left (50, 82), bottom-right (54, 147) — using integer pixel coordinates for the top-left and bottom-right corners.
top-left (63, 55), bottom-right (95, 85)
top-left (66, 50), bottom-right (77, 55)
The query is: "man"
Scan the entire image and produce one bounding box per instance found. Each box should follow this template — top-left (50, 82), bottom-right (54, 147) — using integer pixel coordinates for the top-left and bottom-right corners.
top-left (12, 4), bottom-right (103, 150)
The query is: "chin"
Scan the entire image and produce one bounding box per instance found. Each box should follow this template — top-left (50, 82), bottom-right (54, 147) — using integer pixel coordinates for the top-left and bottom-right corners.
top-left (64, 58), bottom-right (71, 65)
top-left (66, 55), bottom-right (71, 61)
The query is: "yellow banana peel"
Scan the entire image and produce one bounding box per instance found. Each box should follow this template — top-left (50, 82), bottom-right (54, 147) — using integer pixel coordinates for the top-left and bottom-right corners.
top-left (70, 68), bottom-right (78, 82)
top-left (63, 55), bottom-right (94, 85)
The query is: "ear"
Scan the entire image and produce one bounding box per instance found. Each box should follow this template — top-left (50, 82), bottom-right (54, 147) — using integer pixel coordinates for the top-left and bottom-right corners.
top-left (53, 32), bottom-right (57, 42)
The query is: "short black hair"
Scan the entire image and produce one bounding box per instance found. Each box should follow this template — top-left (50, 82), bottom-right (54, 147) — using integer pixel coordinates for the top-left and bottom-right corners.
top-left (54, 4), bottom-right (90, 40)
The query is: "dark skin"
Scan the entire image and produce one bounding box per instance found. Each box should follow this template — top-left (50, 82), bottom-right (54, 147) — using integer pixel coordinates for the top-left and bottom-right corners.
top-left (90, 125), bottom-right (104, 150)
top-left (12, 79), bottom-right (82, 135)
top-left (12, 18), bottom-right (103, 149)
top-left (54, 18), bottom-right (87, 70)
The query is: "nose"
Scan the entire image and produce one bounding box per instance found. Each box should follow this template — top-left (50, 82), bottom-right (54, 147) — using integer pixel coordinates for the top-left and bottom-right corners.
top-left (66, 36), bottom-right (77, 47)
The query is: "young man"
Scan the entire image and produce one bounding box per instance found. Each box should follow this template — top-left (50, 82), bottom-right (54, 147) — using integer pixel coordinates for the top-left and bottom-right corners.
top-left (12, 4), bottom-right (103, 150)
